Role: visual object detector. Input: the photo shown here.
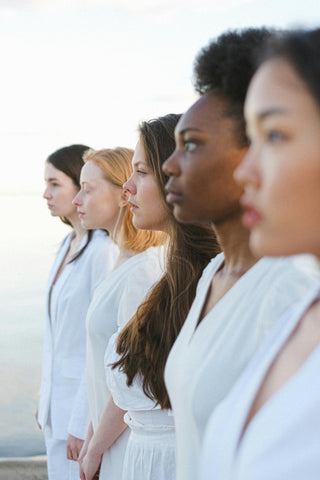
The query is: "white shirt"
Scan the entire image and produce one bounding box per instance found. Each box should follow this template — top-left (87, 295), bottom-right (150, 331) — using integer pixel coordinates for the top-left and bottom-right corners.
top-left (38, 229), bottom-right (118, 439)
top-left (201, 284), bottom-right (320, 480)
top-left (165, 253), bottom-right (320, 480)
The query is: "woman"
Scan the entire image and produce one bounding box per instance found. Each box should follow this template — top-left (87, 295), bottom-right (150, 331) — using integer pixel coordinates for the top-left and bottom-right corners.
top-left (200, 28), bottom-right (320, 480)
top-left (162, 28), bottom-right (319, 480)
top-left (73, 147), bottom-right (166, 480)
top-left (82, 114), bottom-right (219, 480)
top-left (37, 144), bottom-right (118, 480)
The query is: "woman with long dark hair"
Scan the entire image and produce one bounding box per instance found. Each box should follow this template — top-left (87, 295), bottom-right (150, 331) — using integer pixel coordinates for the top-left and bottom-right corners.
top-left (104, 114), bottom-right (219, 480)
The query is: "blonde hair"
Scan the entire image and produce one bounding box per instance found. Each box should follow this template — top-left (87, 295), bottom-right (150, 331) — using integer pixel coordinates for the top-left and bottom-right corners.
top-left (83, 147), bottom-right (166, 251)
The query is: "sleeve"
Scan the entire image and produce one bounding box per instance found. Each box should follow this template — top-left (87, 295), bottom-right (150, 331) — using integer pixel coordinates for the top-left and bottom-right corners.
top-left (67, 375), bottom-right (89, 439)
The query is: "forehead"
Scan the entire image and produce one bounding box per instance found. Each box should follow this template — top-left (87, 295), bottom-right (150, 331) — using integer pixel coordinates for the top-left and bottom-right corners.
top-left (245, 58), bottom-right (314, 119)
top-left (81, 160), bottom-right (104, 180)
top-left (132, 139), bottom-right (147, 165)
top-left (177, 92), bottom-right (236, 135)
top-left (44, 162), bottom-right (64, 179)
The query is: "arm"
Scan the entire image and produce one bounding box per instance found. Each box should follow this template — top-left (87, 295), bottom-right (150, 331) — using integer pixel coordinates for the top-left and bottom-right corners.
top-left (81, 395), bottom-right (127, 480)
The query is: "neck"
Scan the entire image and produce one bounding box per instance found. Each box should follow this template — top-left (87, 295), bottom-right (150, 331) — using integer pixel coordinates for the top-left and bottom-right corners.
top-left (69, 215), bottom-right (87, 242)
top-left (213, 214), bottom-right (259, 275)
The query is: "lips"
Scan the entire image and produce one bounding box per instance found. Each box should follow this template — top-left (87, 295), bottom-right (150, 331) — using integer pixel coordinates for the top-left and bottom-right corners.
top-left (240, 196), bottom-right (262, 229)
top-left (78, 210), bottom-right (85, 217)
top-left (128, 200), bottom-right (138, 209)
top-left (165, 181), bottom-right (182, 204)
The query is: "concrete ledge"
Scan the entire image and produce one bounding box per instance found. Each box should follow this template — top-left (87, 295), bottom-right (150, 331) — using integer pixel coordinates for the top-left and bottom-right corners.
top-left (0, 456), bottom-right (47, 480)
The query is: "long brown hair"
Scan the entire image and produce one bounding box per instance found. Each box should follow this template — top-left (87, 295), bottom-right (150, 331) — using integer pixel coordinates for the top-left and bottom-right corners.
top-left (113, 114), bottom-right (220, 409)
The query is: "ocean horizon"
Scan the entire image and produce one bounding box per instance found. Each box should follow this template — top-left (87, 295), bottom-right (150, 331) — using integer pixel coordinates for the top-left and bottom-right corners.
top-left (0, 193), bottom-right (69, 457)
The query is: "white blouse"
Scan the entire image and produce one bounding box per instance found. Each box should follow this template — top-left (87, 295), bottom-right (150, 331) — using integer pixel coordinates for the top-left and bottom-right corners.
top-left (86, 247), bottom-right (163, 430)
top-left (201, 284), bottom-right (320, 480)
top-left (165, 253), bottom-right (319, 480)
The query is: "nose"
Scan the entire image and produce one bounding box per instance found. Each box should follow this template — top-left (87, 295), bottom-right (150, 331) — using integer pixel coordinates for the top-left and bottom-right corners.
top-left (234, 145), bottom-right (260, 189)
top-left (43, 186), bottom-right (51, 199)
top-left (162, 149), bottom-right (180, 177)
top-left (123, 174), bottom-right (136, 195)
top-left (72, 190), bottom-right (82, 206)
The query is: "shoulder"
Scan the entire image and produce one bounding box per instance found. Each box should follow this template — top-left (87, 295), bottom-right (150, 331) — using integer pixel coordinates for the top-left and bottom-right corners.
top-left (87, 230), bottom-right (118, 255)
top-left (259, 255), bottom-right (320, 287)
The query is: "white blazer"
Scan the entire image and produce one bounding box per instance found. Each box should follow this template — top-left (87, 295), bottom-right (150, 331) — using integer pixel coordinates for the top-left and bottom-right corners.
top-left (37, 229), bottom-right (118, 440)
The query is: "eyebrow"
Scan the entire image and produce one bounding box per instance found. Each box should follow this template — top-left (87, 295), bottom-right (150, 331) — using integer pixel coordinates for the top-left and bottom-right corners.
top-left (257, 107), bottom-right (288, 121)
top-left (46, 177), bottom-right (59, 182)
top-left (178, 127), bottom-right (202, 136)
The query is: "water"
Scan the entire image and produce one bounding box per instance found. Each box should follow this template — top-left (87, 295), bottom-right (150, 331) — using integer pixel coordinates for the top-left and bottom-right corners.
top-left (0, 193), bottom-right (70, 457)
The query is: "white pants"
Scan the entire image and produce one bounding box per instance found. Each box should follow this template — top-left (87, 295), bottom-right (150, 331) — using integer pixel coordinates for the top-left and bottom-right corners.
top-left (44, 425), bottom-right (81, 480)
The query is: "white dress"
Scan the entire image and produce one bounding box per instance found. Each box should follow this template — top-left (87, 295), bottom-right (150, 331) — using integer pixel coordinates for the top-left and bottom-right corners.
top-left (164, 253), bottom-right (319, 480)
top-left (201, 284), bottom-right (320, 480)
top-left (85, 247), bottom-right (163, 480)
top-left (105, 334), bottom-right (175, 480)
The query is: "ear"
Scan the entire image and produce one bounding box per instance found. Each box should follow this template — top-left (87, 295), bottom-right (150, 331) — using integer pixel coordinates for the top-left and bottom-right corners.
top-left (119, 188), bottom-right (129, 207)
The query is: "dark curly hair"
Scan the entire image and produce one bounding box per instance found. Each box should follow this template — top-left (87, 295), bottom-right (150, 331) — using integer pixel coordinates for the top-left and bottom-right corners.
top-left (193, 27), bottom-right (274, 146)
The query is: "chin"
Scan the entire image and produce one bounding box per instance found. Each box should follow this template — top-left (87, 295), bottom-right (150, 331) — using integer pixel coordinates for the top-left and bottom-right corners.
top-left (172, 204), bottom-right (207, 225)
top-left (250, 230), bottom-right (291, 258)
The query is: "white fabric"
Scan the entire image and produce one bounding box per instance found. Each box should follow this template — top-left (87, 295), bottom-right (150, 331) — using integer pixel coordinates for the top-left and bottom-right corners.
top-left (38, 230), bottom-right (118, 441)
top-left (104, 311), bottom-right (175, 479)
top-left (164, 253), bottom-right (320, 480)
top-left (85, 247), bottom-right (164, 480)
top-left (201, 284), bottom-right (320, 480)
top-left (104, 329), bottom-right (175, 480)
top-left (44, 422), bottom-right (81, 480)
top-left (122, 412), bottom-right (176, 480)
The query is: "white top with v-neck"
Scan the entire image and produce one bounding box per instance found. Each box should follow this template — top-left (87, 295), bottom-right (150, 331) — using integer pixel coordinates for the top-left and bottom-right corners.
top-left (201, 284), bottom-right (320, 480)
top-left (164, 252), bottom-right (319, 480)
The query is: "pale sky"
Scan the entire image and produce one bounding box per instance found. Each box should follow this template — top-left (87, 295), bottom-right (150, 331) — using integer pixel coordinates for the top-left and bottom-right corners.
top-left (1, 0), bottom-right (319, 193)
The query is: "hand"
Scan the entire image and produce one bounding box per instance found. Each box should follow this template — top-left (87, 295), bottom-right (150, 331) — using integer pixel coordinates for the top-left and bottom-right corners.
top-left (81, 448), bottom-right (102, 480)
top-left (35, 408), bottom-right (41, 430)
top-left (66, 434), bottom-right (84, 461)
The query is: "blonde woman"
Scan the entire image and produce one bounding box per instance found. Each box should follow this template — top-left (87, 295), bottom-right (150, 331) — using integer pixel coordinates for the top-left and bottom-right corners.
top-left (72, 148), bottom-right (165, 480)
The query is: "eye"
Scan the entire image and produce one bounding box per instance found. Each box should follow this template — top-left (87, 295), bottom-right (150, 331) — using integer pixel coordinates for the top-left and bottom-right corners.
top-left (137, 169), bottom-right (147, 176)
top-left (183, 139), bottom-right (197, 152)
top-left (266, 130), bottom-right (284, 143)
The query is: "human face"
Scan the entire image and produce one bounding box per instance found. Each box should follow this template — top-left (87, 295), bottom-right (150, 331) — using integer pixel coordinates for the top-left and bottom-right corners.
top-left (72, 161), bottom-right (122, 232)
top-left (235, 58), bottom-right (320, 258)
top-left (163, 93), bottom-right (248, 224)
top-left (123, 139), bottom-right (169, 232)
top-left (43, 162), bottom-right (79, 221)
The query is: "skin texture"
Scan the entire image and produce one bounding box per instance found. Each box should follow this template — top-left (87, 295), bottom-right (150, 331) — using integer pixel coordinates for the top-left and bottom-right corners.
top-left (43, 162), bottom-right (80, 223)
top-left (163, 93), bottom-right (248, 225)
top-left (235, 58), bottom-right (320, 258)
top-left (73, 161), bottom-right (123, 232)
top-left (123, 140), bottom-right (169, 232)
